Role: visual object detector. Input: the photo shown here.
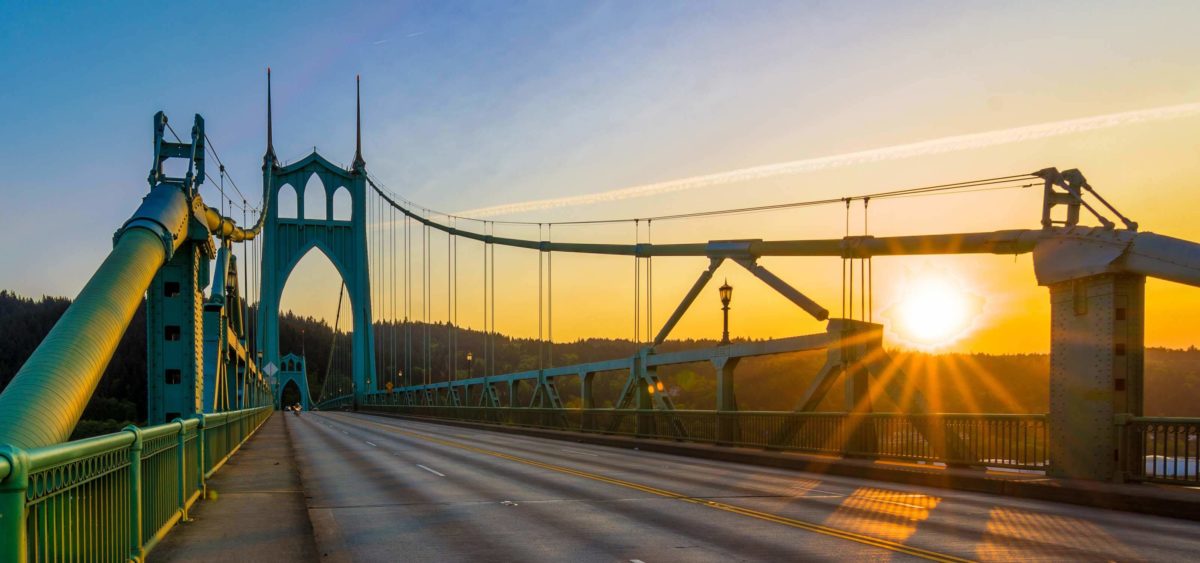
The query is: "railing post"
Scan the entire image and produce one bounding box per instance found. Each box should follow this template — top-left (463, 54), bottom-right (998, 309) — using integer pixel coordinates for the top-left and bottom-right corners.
top-left (124, 425), bottom-right (144, 562)
top-left (0, 446), bottom-right (29, 563)
top-left (173, 418), bottom-right (190, 522)
top-left (196, 415), bottom-right (207, 498)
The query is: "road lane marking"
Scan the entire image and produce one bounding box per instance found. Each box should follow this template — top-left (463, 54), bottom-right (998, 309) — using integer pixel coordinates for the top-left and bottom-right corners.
top-left (417, 464), bottom-right (446, 477)
top-left (365, 441), bottom-right (377, 447)
top-left (560, 448), bottom-right (600, 457)
top-left (630, 559), bottom-right (646, 562)
top-left (341, 414), bottom-right (972, 563)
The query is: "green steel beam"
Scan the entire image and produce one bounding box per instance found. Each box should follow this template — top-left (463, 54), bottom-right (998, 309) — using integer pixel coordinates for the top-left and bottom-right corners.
top-left (372, 183), bottom-right (1043, 259)
top-left (0, 185), bottom-right (189, 448)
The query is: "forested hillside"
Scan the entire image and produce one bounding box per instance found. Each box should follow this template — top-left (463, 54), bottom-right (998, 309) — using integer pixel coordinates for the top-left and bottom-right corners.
top-left (2, 290), bottom-right (1198, 440)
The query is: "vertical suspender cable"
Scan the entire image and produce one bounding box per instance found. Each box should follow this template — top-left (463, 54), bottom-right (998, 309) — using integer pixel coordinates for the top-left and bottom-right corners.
top-left (846, 199), bottom-right (853, 320)
top-left (547, 224), bottom-right (553, 368)
top-left (451, 222), bottom-right (453, 379)
top-left (447, 219), bottom-right (452, 381)
top-left (423, 220), bottom-right (428, 385)
top-left (392, 203), bottom-right (398, 389)
top-left (647, 219), bottom-right (652, 345)
top-left (429, 221), bottom-right (433, 385)
top-left (538, 223), bottom-right (544, 372)
top-left (865, 197), bottom-right (872, 323)
top-left (490, 222), bottom-right (496, 378)
top-left (372, 190), bottom-right (377, 386)
top-left (634, 219), bottom-right (640, 349)
top-left (482, 222), bottom-right (488, 379)
top-left (860, 202), bottom-right (865, 322)
top-left (405, 215), bottom-right (411, 386)
top-left (862, 198), bottom-right (869, 322)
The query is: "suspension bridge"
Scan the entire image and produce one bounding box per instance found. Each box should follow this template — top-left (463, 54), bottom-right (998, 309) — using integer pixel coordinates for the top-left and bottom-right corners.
top-left (2, 73), bottom-right (1200, 562)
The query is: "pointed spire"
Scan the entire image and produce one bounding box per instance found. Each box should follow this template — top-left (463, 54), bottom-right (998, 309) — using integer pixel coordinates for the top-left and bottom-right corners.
top-left (264, 67), bottom-right (276, 168)
top-left (353, 74), bottom-right (365, 171)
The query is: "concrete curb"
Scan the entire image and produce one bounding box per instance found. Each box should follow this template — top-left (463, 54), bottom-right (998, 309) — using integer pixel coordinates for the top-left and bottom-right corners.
top-left (360, 410), bottom-right (1200, 522)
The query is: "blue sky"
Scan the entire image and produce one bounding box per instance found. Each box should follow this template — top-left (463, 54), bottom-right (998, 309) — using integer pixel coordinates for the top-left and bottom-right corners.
top-left (3, 1), bottom-right (1200, 351)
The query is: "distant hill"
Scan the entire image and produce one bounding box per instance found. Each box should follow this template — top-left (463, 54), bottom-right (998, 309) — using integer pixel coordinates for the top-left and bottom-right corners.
top-left (2, 289), bottom-right (1197, 439)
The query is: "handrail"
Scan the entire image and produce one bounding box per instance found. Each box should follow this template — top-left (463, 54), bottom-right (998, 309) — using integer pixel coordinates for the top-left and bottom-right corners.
top-left (0, 405), bottom-right (273, 562)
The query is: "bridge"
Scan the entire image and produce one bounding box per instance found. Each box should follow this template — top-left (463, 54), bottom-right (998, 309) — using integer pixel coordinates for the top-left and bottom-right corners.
top-left (2, 74), bottom-right (1200, 562)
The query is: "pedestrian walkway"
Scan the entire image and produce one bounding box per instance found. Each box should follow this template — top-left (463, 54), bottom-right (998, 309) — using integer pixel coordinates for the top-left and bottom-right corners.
top-left (151, 413), bottom-right (319, 562)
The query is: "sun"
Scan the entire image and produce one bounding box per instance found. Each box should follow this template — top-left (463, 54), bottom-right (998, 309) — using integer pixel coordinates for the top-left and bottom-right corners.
top-left (887, 270), bottom-right (982, 349)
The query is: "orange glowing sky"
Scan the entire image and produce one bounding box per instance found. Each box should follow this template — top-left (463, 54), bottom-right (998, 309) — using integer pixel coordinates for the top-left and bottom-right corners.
top-left (3, 2), bottom-right (1199, 353)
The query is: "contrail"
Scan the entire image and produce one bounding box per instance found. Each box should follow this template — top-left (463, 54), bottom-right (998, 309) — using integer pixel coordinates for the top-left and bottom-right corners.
top-left (458, 101), bottom-right (1200, 218)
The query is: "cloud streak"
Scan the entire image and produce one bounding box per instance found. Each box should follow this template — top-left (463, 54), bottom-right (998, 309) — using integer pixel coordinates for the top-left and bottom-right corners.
top-left (458, 101), bottom-right (1200, 218)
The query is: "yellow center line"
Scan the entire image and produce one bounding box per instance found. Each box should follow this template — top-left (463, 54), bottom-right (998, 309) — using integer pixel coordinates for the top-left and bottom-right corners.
top-left (335, 414), bottom-right (975, 563)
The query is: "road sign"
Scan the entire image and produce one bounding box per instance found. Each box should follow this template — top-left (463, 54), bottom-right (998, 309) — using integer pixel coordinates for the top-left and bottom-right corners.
top-left (386, 381), bottom-right (394, 392)
top-left (264, 362), bottom-right (278, 377)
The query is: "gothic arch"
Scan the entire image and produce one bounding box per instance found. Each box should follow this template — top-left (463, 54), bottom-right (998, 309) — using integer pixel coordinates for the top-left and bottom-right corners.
top-left (260, 151), bottom-right (375, 407)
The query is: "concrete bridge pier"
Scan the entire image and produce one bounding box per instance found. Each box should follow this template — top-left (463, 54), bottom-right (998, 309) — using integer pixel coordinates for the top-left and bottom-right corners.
top-left (1047, 273), bottom-right (1145, 481)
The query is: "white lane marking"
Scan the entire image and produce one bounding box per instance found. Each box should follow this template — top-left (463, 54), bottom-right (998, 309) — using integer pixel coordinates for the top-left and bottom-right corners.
top-left (365, 441), bottom-right (377, 447)
top-left (341, 430), bottom-right (348, 435)
top-left (560, 448), bottom-right (600, 457)
top-left (416, 464), bottom-right (446, 477)
top-left (630, 559), bottom-right (646, 563)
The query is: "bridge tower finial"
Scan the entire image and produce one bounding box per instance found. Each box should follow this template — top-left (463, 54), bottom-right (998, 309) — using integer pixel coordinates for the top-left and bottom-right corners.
top-left (264, 67), bottom-right (277, 168)
top-left (353, 74), bottom-right (365, 172)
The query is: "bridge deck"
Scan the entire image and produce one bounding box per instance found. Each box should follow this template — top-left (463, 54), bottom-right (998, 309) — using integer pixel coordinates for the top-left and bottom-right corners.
top-left (294, 412), bottom-right (1200, 562)
top-left (150, 413), bottom-right (319, 562)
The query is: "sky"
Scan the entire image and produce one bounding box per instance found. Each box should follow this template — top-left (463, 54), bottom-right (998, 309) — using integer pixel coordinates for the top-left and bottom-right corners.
top-left (2, 1), bottom-right (1199, 354)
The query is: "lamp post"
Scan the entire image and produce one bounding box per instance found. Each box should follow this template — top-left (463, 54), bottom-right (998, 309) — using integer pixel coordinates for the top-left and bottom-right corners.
top-left (466, 351), bottom-right (474, 377)
top-left (719, 279), bottom-right (733, 345)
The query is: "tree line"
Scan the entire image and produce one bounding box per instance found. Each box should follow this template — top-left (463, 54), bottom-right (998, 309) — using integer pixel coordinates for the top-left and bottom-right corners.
top-left (2, 289), bottom-right (1197, 440)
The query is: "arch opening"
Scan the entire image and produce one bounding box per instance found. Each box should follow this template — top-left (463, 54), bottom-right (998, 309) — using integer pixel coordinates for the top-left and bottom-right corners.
top-left (279, 246), bottom-right (355, 403)
top-left (280, 379), bottom-right (302, 409)
top-left (304, 174), bottom-right (327, 220)
top-left (333, 186), bottom-right (352, 221)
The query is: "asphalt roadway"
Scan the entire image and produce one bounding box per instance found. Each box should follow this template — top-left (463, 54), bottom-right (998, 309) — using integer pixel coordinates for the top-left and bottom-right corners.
top-left (290, 411), bottom-right (1200, 562)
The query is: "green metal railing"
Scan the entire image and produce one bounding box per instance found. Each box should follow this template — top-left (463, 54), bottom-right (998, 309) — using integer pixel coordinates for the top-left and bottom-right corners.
top-left (1122, 416), bottom-right (1200, 485)
top-left (313, 394), bottom-right (354, 412)
top-left (0, 406), bottom-right (272, 562)
top-left (358, 403), bottom-right (1050, 471)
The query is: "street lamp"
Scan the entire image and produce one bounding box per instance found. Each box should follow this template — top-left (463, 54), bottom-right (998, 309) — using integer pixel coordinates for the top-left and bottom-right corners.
top-left (719, 279), bottom-right (733, 345)
top-left (466, 351), bottom-right (474, 376)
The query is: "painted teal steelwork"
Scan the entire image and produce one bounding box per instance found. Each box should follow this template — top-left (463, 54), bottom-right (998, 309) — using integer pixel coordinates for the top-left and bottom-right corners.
top-left (202, 245), bottom-right (262, 412)
top-left (139, 113), bottom-right (271, 424)
top-left (258, 79), bottom-right (375, 410)
top-left (0, 107), bottom-right (271, 448)
top-left (0, 406), bottom-right (271, 563)
top-left (277, 353), bottom-right (313, 410)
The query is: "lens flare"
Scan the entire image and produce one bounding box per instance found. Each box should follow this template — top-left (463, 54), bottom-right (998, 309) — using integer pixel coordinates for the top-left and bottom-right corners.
top-left (886, 270), bottom-right (983, 349)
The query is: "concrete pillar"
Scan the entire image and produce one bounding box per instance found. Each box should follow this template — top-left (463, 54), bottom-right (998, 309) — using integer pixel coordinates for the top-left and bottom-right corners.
top-left (1048, 273), bottom-right (1144, 481)
top-left (580, 371), bottom-right (595, 409)
top-left (842, 323), bottom-right (877, 458)
top-left (713, 356), bottom-right (740, 444)
top-left (713, 356), bottom-right (740, 412)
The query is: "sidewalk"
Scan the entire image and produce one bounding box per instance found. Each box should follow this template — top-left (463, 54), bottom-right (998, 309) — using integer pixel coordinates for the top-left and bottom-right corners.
top-left (150, 413), bottom-right (319, 562)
